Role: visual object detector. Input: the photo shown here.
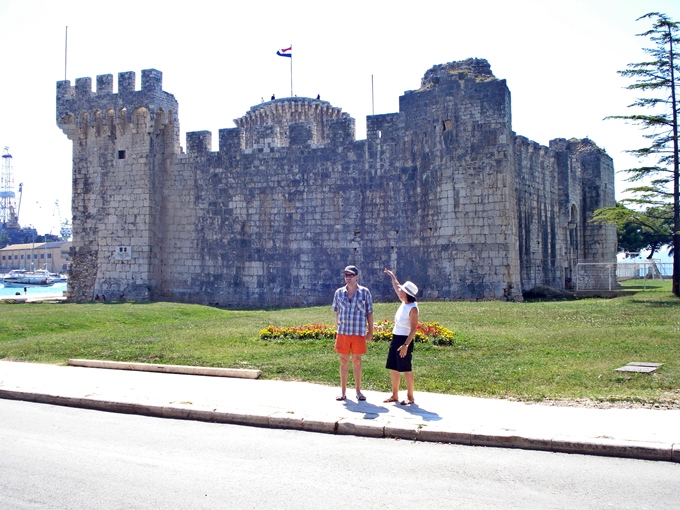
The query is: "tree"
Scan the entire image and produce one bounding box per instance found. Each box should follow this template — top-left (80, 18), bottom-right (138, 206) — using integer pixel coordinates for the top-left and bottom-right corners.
top-left (598, 12), bottom-right (680, 296)
top-left (592, 202), bottom-right (672, 257)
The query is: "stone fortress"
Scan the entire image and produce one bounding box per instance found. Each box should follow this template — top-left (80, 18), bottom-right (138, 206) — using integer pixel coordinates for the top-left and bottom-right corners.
top-left (56, 58), bottom-right (617, 307)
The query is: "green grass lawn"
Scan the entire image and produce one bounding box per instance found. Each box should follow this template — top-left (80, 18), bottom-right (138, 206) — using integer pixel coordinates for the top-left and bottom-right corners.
top-left (1, 279), bottom-right (678, 405)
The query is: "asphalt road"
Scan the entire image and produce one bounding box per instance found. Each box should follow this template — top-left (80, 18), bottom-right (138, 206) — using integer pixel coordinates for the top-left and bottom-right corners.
top-left (1, 399), bottom-right (678, 509)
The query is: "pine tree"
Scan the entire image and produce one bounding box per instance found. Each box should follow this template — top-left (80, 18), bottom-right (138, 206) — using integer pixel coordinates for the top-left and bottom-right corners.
top-left (601, 12), bottom-right (680, 296)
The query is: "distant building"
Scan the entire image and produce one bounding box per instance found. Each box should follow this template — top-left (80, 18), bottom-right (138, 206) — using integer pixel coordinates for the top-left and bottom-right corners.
top-left (0, 241), bottom-right (71, 273)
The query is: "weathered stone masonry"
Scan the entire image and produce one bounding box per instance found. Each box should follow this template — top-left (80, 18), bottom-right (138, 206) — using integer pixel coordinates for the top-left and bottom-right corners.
top-left (56, 59), bottom-right (616, 307)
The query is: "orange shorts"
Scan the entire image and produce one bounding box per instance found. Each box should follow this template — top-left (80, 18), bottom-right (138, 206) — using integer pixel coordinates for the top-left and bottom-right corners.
top-left (334, 334), bottom-right (367, 355)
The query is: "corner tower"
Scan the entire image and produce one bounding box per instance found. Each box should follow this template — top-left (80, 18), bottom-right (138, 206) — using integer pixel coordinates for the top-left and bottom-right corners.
top-left (57, 69), bottom-right (179, 300)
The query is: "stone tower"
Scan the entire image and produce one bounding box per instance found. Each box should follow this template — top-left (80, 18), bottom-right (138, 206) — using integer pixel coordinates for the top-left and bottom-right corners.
top-left (57, 70), bottom-right (179, 301)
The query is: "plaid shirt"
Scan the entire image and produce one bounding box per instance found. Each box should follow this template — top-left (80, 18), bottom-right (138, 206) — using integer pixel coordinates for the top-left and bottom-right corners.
top-left (332, 284), bottom-right (374, 336)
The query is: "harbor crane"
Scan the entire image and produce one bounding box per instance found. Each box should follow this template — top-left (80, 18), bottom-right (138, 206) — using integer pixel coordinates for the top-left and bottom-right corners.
top-left (0, 147), bottom-right (21, 228)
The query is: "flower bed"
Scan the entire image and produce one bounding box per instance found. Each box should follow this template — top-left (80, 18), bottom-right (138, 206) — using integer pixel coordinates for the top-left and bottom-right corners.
top-left (259, 323), bottom-right (336, 341)
top-left (260, 321), bottom-right (454, 346)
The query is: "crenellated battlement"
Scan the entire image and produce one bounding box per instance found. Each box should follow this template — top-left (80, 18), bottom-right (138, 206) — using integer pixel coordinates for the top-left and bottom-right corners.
top-left (57, 69), bottom-right (165, 99)
top-left (515, 135), bottom-right (551, 159)
top-left (56, 69), bottom-right (178, 139)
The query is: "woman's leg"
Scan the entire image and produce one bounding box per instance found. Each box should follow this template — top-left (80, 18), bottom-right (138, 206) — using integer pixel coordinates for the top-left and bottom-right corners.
top-left (389, 370), bottom-right (401, 399)
top-left (404, 371), bottom-right (415, 402)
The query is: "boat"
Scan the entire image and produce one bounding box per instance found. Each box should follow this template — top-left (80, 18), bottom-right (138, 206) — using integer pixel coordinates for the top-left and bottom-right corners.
top-left (2, 269), bottom-right (55, 288)
top-left (35, 268), bottom-right (68, 283)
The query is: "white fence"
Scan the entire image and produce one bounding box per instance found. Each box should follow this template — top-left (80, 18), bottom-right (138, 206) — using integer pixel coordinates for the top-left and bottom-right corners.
top-left (576, 261), bottom-right (673, 291)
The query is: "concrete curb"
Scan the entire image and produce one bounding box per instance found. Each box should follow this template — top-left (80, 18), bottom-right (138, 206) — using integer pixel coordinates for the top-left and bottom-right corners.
top-left (67, 359), bottom-right (261, 379)
top-left (551, 435), bottom-right (676, 462)
top-left (1, 388), bottom-right (677, 463)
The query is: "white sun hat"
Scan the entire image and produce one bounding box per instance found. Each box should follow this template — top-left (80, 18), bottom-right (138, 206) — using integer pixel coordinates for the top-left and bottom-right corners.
top-left (399, 281), bottom-right (419, 298)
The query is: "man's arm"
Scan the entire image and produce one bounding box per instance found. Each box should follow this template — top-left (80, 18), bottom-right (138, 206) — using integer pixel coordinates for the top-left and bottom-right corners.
top-left (365, 312), bottom-right (373, 341)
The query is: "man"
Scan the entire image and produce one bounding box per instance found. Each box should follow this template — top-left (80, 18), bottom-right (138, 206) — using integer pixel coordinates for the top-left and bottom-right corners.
top-left (332, 265), bottom-right (374, 401)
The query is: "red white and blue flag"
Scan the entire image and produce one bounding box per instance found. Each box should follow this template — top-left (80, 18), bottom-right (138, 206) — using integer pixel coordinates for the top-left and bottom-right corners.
top-left (276, 46), bottom-right (292, 58)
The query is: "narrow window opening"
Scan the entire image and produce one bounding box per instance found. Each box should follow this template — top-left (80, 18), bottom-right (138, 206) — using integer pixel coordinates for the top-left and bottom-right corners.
top-left (118, 150), bottom-right (126, 159)
top-left (443, 120), bottom-right (453, 131)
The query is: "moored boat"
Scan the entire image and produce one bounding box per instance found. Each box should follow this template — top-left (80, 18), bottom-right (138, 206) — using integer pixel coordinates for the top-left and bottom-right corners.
top-left (2, 269), bottom-right (54, 288)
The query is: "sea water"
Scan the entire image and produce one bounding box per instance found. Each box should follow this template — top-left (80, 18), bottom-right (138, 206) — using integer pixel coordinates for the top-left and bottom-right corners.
top-left (0, 282), bottom-right (68, 299)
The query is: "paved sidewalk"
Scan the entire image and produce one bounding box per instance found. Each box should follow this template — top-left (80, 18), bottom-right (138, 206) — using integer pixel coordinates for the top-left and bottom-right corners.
top-left (0, 360), bottom-right (678, 462)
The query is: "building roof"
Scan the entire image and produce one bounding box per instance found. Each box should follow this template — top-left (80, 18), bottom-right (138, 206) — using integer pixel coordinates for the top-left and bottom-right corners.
top-left (0, 241), bottom-right (71, 251)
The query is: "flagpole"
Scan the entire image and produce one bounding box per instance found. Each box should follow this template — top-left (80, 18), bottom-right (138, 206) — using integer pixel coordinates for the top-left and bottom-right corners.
top-left (64, 26), bottom-right (68, 81)
top-left (372, 74), bottom-right (375, 115)
top-left (290, 44), bottom-right (293, 97)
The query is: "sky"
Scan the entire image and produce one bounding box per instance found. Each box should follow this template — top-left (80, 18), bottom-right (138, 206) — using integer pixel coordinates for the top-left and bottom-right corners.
top-left (1, 0), bottom-right (679, 237)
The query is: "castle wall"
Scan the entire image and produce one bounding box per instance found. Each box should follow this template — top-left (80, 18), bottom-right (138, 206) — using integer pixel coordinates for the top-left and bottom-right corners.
top-left (514, 136), bottom-right (563, 290)
top-left (513, 136), bottom-right (617, 292)
top-left (57, 59), bottom-right (616, 307)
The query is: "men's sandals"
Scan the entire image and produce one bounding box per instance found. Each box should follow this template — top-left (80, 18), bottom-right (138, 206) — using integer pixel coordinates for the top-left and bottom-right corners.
top-left (336, 393), bottom-right (367, 401)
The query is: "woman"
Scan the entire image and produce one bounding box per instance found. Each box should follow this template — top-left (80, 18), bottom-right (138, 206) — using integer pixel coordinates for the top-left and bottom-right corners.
top-left (383, 268), bottom-right (419, 405)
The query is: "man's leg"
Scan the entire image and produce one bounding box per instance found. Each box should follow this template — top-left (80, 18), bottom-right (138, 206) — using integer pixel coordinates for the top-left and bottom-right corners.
top-left (339, 353), bottom-right (350, 397)
top-left (352, 354), bottom-right (363, 395)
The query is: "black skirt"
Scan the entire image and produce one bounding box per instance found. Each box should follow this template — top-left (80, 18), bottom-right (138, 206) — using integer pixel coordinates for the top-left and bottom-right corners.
top-left (385, 334), bottom-right (414, 372)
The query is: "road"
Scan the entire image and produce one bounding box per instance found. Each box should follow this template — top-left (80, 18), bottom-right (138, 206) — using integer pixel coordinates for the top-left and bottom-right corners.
top-left (1, 399), bottom-right (678, 509)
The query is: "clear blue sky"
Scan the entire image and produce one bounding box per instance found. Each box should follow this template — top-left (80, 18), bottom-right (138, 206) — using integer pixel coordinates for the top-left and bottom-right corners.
top-left (1, 0), bottom-right (679, 235)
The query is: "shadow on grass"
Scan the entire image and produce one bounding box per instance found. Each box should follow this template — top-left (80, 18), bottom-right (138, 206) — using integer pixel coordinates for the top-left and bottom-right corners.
top-left (623, 285), bottom-right (665, 290)
top-left (629, 297), bottom-right (680, 307)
